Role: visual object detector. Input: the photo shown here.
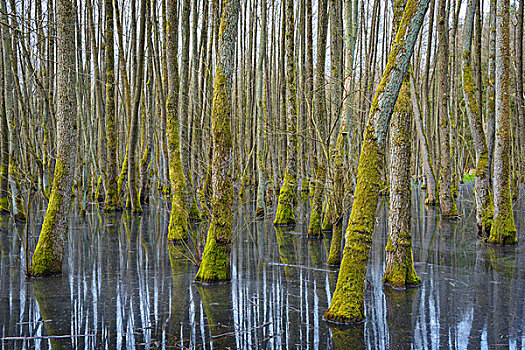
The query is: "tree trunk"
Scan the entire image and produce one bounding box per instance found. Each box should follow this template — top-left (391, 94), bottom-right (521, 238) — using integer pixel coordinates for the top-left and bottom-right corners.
top-left (324, 0), bottom-right (430, 324)
top-left (382, 0), bottom-right (421, 290)
top-left (194, 0), bottom-right (240, 283)
top-left (461, 0), bottom-right (492, 236)
top-left (488, 0), bottom-right (518, 246)
top-left (273, 0), bottom-right (297, 226)
top-left (307, 0), bottom-right (328, 237)
top-left (255, 0), bottom-right (267, 217)
top-left (166, 0), bottom-right (189, 241)
top-left (104, 0), bottom-right (120, 211)
top-left (437, 0), bottom-right (458, 218)
top-left (29, 0), bottom-right (77, 276)
top-left (127, 0), bottom-right (148, 214)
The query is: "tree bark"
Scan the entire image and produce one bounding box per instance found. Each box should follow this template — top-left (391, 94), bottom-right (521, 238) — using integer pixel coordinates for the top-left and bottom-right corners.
top-left (437, 0), bottom-right (458, 218)
top-left (29, 0), bottom-right (77, 276)
top-left (273, 0), bottom-right (297, 226)
top-left (488, 0), bottom-right (518, 246)
top-left (194, 0), bottom-right (240, 283)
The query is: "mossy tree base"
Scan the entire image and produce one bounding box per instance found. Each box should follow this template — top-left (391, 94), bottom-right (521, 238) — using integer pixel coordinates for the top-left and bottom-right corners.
top-left (488, 209), bottom-right (518, 246)
top-left (167, 191), bottom-right (188, 242)
top-left (273, 172), bottom-right (296, 226)
top-left (194, 223), bottom-right (232, 283)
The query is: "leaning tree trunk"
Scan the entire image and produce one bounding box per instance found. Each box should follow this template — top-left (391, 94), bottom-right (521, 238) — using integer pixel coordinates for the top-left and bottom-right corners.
top-left (324, 0), bottom-right (430, 324)
top-left (166, 0), bottom-right (188, 241)
top-left (273, 0), bottom-right (297, 226)
top-left (0, 29), bottom-right (9, 213)
top-left (194, 0), bottom-right (240, 283)
top-left (382, 0), bottom-right (421, 290)
top-left (436, 0), bottom-right (458, 218)
top-left (488, 0), bottom-right (518, 246)
top-left (461, 0), bottom-right (492, 236)
top-left (29, 0), bottom-right (77, 277)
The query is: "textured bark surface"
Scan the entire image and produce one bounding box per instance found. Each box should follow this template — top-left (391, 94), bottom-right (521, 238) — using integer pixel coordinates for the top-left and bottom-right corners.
top-left (461, 0), bottom-right (492, 235)
top-left (274, 0), bottom-right (297, 226)
top-left (127, 0), bottom-right (147, 214)
top-left (488, 0), bottom-right (518, 246)
top-left (255, 0), bottom-right (267, 217)
top-left (104, 0), bottom-right (120, 211)
top-left (436, 0), bottom-right (458, 218)
top-left (166, 0), bottom-right (188, 241)
top-left (383, 0), bottom-right (421, 290)
top-left (409, 77), bottom-right (437, 205)
top-left (29, 0), bottom-right (77, 276)
top-left (0, 32), bottom-right (9, 213)
top-left (194, 0), bottom-right (239, 283)
top-left (308, 0), bottom-right (328, 237)
top-left (324, 0), bottom-right (430, 324)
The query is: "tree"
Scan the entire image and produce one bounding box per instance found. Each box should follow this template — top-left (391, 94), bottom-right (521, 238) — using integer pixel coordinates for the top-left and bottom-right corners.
top-left (436, 0), bottom-right (458, 218)
top-left (273, 0), bottom-right (297, 226)
top-left (104, 0), bottom-right (120, 211)
top-left (166, 0), bottom-right (188, 241)
top-left (29, 0), bottom-right (77, 276)
top-left (194, 0), bottom-right (240, 283)
top-left (324, 0), bottom-right (430, 324)
top-left (488, 0), bottom-right (518, 246)
top-left (382, 0), bottom-right (421, 290)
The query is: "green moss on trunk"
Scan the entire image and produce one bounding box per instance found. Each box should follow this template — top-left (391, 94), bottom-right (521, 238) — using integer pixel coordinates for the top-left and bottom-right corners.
top-left (274, 171), bottom-right (296, 225)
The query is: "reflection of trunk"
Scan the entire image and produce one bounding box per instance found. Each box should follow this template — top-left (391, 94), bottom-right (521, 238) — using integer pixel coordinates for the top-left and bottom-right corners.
top-left (32, 278), bottom-right (72, 349)
top-left (167, 244), bottom-right (190, 347)
top-left (325, 0), bottom-right (430, 324)
top-left (384, 288), bottom-right (418, 349)
top-left (328, 323), bottom-right (365, 349)
top-left (197, 284), bottom-right (235, 348)
top-left (488, 0), bottom-right (518, 246)
top-left (275, 227), bottom-right (296, 279)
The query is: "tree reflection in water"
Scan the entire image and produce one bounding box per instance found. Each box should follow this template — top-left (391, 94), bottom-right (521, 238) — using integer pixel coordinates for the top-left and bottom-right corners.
top-left (0, 187), bottom-right (523, 349)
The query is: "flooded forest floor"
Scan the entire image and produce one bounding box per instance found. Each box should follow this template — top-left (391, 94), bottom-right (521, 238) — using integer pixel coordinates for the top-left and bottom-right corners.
top-left (0, 184), bottom-right (524, 349)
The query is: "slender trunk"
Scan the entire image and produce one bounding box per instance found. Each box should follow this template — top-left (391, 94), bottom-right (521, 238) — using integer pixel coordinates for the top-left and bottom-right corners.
top-left (194, 0), bottom-right (240, 283)
top-left (437, 0), bottom-right (458, 218)
top-left (127, 0), bottom-right (148, 214)
top-left (461, 0), bottom-right (492, 235)
top-left (488, 0), bottom-right (518, 246)
top-left (255, 0), bottom-right (267, 217)
top-left (307, 0), bottom-right (328, 237)
top-left (29, 0), bottom-right (77, 276)
top-left (104, 0), bottom-right (120, 211)
top-left (273, 0), bottom-right (297, 226)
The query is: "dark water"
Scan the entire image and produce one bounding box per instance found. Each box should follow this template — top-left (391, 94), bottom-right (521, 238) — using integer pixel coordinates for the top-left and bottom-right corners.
top-left (0, 185), bottom-right (524, 349)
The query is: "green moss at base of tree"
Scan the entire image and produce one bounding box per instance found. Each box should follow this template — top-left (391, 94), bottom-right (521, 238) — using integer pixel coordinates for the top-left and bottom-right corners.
top-left (273, 172), bottom-right (296, 226)
top-left (488, 208), bottom-right (518, 246)
top-left (194, 223), bottom-right (232, 283)
top-left (307, 209), bottom-right (322, 237)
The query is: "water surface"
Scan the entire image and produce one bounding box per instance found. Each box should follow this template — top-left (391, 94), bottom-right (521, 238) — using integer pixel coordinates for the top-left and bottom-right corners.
top-left (0, 185), bottom-right (524, 349)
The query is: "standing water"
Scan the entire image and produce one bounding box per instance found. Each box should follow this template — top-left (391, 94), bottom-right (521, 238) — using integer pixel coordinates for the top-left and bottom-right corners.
top-left (0, 184), bottom-right (524, 349)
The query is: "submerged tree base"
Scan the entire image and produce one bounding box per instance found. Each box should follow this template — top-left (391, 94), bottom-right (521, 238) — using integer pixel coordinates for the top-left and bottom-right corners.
top-left (194, 223), bottom-right (232, 283)
top-left (273, 172), bottom-right (296, 226)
